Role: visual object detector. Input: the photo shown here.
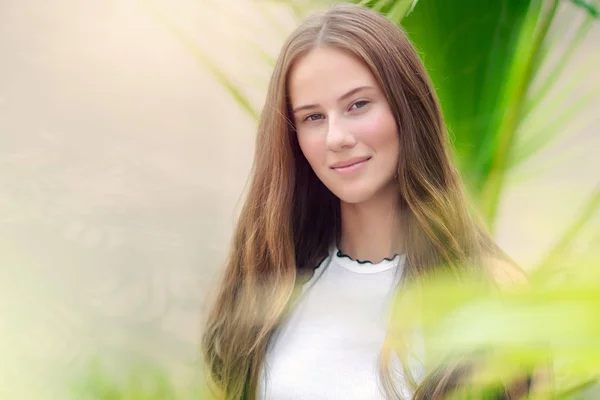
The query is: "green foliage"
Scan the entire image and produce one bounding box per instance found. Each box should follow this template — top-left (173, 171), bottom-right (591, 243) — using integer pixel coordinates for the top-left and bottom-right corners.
top-left (142, 0), bottom-right (261, 120)
top-left (571, 0), bottom-right (600, 17)
top-left (389, 252), bottom-right (600, 398)
top-left (69, 357), bottom-right (210, 399)
top-left (355, 0), bottom-right (418, 21)
top-left (398, 0), bottom-right (541, 223)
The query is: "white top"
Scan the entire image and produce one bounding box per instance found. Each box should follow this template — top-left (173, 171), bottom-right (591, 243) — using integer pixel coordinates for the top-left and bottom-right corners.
top-left (257, 245), bottom-right (423, 399)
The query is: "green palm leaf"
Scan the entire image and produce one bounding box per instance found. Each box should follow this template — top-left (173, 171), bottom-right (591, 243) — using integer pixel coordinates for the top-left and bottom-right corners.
top-left (356, 0), bottom-right (418, 22)
top-left (570, 0), bottom-right (600, 17)
top-left (395, 0), bottom-right (544, 224)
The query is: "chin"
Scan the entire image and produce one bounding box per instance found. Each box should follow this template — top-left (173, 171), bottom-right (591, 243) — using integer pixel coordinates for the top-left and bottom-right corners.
top-left (330, 186), bottom-right (377, 205)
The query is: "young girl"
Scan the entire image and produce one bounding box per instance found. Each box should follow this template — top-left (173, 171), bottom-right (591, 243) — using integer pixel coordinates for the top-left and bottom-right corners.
top-left (202, 3), bottom-right (531, 399)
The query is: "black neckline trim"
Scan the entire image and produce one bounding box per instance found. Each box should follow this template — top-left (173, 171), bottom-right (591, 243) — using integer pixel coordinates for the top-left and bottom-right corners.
top-left (335, 249), bottom-right (399, 265)
top-left (301, 254), bottom-right (329, 284)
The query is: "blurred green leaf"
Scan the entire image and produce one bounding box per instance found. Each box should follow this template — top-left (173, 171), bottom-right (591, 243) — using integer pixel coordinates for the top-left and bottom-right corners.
top-left (357, 0), bottom-right (418, 22)
top-left (142, 0), bottom-right (260, 120)
top-left (570, 0), bottom-right (600, 17)
top-left (533, 184), bottom-right (600, 271)
top-left (388, 257), bottom-right (600, 398)
top-left (511, 15), bottom-right (596, 168)
top-left (513, 87), bottom-right (599, 167)
top-left (391, 0), bottom-right (550, 225)
top-left (70, 356), bottom-right (209, 399)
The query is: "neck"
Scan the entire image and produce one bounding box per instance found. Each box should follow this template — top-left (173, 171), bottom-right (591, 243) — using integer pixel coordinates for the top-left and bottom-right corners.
top-left (338, 184), bottom-right (403, 263)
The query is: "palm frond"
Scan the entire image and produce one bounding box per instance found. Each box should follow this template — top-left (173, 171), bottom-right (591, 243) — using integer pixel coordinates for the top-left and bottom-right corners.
top-left (570, 0), bottom-right (600, 17)
top-left (534, 184), bottom-right (600, 270)
top-left (142, 0), bottom-right (260, 119)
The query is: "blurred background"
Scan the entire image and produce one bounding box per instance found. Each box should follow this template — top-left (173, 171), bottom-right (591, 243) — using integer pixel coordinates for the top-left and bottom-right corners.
top-left (0, 0), bottom-right (598, 398)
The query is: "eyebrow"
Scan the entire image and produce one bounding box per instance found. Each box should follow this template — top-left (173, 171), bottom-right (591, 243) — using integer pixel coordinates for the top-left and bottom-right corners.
top-left (291, 85), bottom-right (374, 114)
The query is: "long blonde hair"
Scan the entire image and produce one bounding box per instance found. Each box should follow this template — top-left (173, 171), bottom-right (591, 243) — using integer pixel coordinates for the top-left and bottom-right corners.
top-left (202, 4), bottom-right (513, 399)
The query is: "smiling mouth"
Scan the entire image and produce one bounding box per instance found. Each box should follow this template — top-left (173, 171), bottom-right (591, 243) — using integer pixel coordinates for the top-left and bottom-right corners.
top-left (331, 157), bottom-right (371, 171)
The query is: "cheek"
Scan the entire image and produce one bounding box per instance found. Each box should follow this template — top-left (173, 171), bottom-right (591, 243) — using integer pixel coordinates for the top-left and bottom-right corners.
top-left (356, 108), bottom-right (399, 149)
top-left (297, 134), bottom-right (324, 167)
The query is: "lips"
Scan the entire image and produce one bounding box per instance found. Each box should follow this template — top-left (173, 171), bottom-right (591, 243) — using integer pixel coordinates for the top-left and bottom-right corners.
top-left (330, 156), bottom-right (371, 169)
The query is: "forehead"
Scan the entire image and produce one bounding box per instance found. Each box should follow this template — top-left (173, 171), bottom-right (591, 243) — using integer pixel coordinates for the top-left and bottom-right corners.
top-left (287, 47), bottom-right (379, 104)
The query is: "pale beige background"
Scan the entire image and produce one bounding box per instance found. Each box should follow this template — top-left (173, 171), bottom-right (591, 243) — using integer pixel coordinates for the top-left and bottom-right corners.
top-left (0, 0), bottom-right (598, 398)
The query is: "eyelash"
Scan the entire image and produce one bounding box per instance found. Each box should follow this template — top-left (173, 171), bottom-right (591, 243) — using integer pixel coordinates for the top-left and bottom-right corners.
top-left (302, 100), bottom-right (370, 122)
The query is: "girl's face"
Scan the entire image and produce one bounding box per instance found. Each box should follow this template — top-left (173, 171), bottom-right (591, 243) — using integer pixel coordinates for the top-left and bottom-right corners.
top-left (288, 46), bottom-right (400, 205)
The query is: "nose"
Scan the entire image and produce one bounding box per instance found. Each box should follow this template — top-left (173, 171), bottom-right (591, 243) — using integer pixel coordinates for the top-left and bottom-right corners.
top-left (325, 115), bottom-right (356, 151)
